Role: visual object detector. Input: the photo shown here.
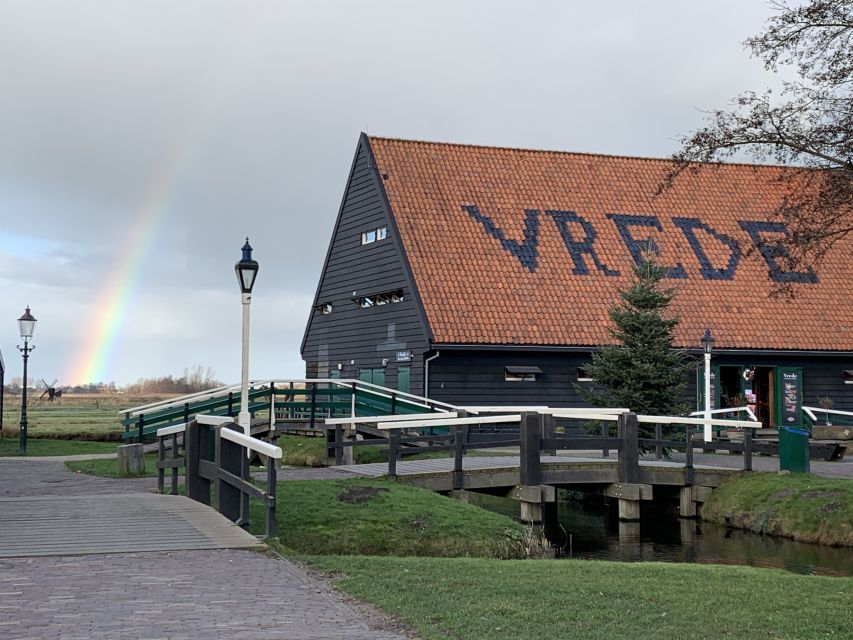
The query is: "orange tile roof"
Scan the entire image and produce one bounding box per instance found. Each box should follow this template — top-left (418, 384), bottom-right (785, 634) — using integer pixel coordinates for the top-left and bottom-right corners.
top-left (367, 136), bottom-right (853, 351)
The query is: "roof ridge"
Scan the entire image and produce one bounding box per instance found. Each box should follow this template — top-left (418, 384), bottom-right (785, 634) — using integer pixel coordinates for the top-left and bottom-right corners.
top-left (365, 133), bottom-right (796, 170)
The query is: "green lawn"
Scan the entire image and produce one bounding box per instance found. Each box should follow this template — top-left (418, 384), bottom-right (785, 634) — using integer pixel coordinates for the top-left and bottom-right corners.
top-left (304, 555), bottom-right (852, 640)
top-left (702, 472), bottom-right (853, 546)
top-left (253, 478), bottom-right (530, 559)
top-left (0, 437), bottom-right (117, 457)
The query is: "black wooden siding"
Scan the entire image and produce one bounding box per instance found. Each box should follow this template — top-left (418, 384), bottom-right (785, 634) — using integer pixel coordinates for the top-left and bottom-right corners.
top-left (428, 349), bottom-right (853, 412)
top-left (302, 141), bottom-right (429, 392)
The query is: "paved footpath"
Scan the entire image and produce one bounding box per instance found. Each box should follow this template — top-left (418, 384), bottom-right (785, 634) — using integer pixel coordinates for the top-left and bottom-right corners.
top-left (0, 458), bottom-right (411, 640)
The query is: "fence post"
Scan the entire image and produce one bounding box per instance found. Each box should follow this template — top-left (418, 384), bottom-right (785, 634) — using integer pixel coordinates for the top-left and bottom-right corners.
top-left (743, 427), bottom-right (753, 472)
top-left (601, 420), bottom-right (610, 458)
top-left (520, 411), bottom-right (541, 486)
top-left (541, 412), bottom-right (556, 456)
top-left (228, 392), bottom-right (234, 416)
top-left (685, 429), bottom-right (695, 485)
top-left (617, 412), bottom-right (639, 484)
top-left (655, 423), bottom-right (663, 460)
top-left (334, 425), bottom-right (344, 465)
top-left (309, 383), bottom-right (317, 431)
top-left (388, 429), bottom-right (400, 479)
top-left (170, 431), bottom-right (179, 495)
top-left (137, 414), bottom-right (145, 444)
top-left (185, 420), bottom-right (211, 505)
top-left (451, 410), bottom-right (468, 490)
top-left (157, 435), bottom-right (165, 494)
top-left (391, 392), bottom-right (397, 415)
top-left (266, 461), bottom-right (277, 539)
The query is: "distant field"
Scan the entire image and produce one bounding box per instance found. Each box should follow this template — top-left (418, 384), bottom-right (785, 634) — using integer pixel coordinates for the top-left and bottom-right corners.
top-left (1, 393), bottom-right (176, 441)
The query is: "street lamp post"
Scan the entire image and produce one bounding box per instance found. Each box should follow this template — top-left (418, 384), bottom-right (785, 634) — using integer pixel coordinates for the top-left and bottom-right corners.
top-left (701, 328), bottom-right (715, 443)
top-left (17, 306), bottom-right (37, 455)
top-left (235, 238), bottom-right (259, 438)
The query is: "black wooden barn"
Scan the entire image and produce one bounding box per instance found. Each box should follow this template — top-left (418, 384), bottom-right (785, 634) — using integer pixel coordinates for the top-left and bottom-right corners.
top-left (302, 134), bottom-right (853, 428)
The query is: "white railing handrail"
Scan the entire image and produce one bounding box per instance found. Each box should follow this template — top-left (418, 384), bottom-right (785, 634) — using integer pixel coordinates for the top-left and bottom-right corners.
top-left (219, 427), bottom-right (282, 459)
top-left (120, 377), bottom-right (462, 418)
top-left (156, 423), bottom-right (188, 437)
top-left (326, 412), bottom-right (458, 426)
top-left (378, 414), bottom-right (521, 430)
top-left (155, 415), bottom-right (281, 458)
top-left (639, 414), bottom-right (760, 429)
top-left (803, 406), bottom-right (853, 420)
top-left (689, 406), bottom-right (759, 422)
top-left (461, 406), bottom-right (550, 414)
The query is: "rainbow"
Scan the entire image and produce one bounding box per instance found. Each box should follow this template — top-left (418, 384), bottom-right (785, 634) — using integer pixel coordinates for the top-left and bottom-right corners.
top-left (64, 160), bottom-right (178, 385)
top-left (63, 30), bottom-right (266, 385)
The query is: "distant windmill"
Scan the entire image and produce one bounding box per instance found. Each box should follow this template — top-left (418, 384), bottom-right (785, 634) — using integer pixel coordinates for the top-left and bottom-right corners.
top-left (39, 379), bottom-right (63, 402)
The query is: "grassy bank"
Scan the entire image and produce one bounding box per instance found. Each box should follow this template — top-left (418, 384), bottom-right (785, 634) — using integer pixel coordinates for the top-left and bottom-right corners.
top-left (254, 478), bottom-right (529, 558)
top-left (701, 473), bottom-right (853, 546)
top-left (0, 437), bottom-right (117, 457)
top-left (304, 555), bottom-right (852, 640)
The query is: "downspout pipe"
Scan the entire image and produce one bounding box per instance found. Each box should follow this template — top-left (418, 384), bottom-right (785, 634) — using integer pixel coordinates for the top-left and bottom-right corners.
top-left (424, 351), bottom-right (441, 398)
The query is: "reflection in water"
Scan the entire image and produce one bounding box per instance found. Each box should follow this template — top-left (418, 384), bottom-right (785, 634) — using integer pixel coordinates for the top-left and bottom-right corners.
top-left (468, 491), bottom-right (853, 577)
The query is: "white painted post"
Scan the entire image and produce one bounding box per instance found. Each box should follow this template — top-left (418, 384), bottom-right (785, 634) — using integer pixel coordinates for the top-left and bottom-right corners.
top-left (239, 292), bottom-right (251, 439)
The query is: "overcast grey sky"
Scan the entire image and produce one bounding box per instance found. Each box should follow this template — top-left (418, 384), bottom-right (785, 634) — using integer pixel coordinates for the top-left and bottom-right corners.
top-left (0, 0), bottom-right (787, 386)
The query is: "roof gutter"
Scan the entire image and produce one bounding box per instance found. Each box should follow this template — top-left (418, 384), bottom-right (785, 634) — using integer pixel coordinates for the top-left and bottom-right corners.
top-left (430, 343), bottom-right (853, 357)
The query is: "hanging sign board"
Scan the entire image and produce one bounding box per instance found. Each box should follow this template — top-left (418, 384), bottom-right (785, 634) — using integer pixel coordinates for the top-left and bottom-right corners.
top-left (395, 350), bottom-right (413, 362)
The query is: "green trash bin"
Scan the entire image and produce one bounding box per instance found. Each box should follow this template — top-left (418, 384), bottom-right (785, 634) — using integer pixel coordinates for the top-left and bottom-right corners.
top-left (779, 426), bottom-right (810, 473)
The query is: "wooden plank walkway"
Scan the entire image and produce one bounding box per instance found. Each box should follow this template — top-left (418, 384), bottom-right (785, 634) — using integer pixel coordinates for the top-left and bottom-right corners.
top-left (0, 492), bottom-right (261, 558)
top-left (338, 455), bottom-right (688, 478)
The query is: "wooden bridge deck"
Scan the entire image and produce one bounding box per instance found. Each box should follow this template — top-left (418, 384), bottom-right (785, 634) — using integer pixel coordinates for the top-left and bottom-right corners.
top-left (0, 492), bottom-right (261, 558)
top-left (338, 455), bottom-right (738, 491)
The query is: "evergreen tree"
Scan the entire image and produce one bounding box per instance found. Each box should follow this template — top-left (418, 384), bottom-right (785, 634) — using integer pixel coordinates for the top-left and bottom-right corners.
top-left (582, 254), bottom-right (689, 416)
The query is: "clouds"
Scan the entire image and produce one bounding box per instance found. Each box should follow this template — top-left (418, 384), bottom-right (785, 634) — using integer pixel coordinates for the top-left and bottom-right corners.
top-left (0, 0), bottom-right (781, 384)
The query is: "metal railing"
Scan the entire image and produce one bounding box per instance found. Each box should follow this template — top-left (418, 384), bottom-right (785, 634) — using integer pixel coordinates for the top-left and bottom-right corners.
top-left (121, 378), bottom-right (462, 443)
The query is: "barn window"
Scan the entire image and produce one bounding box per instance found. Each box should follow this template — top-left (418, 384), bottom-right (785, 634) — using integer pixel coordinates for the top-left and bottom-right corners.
top-left (354, 289), bottom-right (403, 308)
top-left (315, 302), bottom-right (333, 315)
top-left (844, 370), bottom-right (853, 384)
top-left (361, 226), bottom-right (388, 245)
top-left (577, 367), bottom-right (594, 382)
top-left (504, 366), bottom-right (541, 382)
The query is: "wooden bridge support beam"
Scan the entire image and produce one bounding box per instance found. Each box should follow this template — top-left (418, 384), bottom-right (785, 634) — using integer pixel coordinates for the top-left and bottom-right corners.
top-left (510, 485), bottom-right (555, 524)
top-left (605, 482), bottom-right (652, 522)
top-left (185, 420), bottom-right (212, 506)
top-left (679, 485), bottom-right (713, 519)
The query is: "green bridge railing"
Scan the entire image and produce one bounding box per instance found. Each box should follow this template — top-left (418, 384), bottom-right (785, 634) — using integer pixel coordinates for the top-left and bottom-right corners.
top-left (119, 379), bottom-right (459, 442)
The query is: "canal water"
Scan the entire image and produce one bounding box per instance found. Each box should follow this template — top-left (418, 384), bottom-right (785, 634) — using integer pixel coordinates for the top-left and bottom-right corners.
top-left (469, 491), bottom-right (853, 577)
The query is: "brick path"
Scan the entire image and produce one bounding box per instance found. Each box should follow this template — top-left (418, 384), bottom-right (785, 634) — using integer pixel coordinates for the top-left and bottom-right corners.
top-left (0, 460), bottom-right (411, 640)
top-left (0, 550), bottom-right (409, 640)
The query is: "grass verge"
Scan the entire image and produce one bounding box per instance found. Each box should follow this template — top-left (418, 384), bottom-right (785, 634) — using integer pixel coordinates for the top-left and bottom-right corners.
top-left (65, 452), bottom-right (165, 477)
top-left (303, 555), bottom-right (852, 640)
top-left (254, 478), bottom-right (529, 558)
top-left (701, 472), bottom-right (853, 546)
top-left (0, 437), bottom-right (117, 457)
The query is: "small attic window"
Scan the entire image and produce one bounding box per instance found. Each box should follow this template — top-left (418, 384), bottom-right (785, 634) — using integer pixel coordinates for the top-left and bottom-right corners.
top-left (361, 226), bottom-right (388, 245)
top-left (844, 370), bottom-right (853, 384)
top-left (354, 289), bottom-right (403, 308)
top-left (504, 366), bottom-right (541, 382)
top-left (315, 303), bottom-right (333, 315)
top-left (577, 367), bottom-right (594, 382)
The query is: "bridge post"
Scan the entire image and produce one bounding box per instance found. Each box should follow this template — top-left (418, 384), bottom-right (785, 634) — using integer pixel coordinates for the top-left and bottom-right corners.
top-left (388, 429), bottom-right (400, 479)
top-left (601, 420), bottom-right (609, 458)
top-left (185, 420), bottom-right (211, 505)
top-left (334, 425), bottom-right (344, 465)
top-left (137, 414), bottom-right (144, 444)
top-left (617, 412), bottom-right (639, 484)
top-left (654, 423), bottom-right (663, 460)
top-left (540, 413), bottom-right (556, 456)
top-left (452, 410), bottom-right (468, 490)
top-left (309, 383), bottom-right (317, 431)
top-left (743, 426), bottom-right (753, 471)
top-left (519, 411), bottom-right (541, 486)
top-left (684, 429), bottom-right (695, 485)
top-left (215, 425), bottom-right (244, 524)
